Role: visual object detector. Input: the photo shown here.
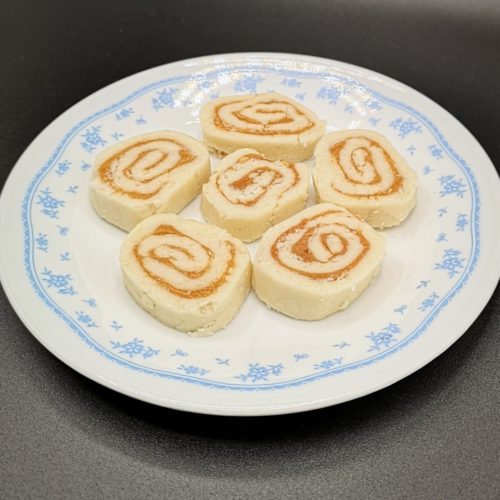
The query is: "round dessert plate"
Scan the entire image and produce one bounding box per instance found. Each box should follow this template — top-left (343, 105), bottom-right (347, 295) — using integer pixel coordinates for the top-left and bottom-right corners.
top-left (1, 53), bottom-right (499, 415)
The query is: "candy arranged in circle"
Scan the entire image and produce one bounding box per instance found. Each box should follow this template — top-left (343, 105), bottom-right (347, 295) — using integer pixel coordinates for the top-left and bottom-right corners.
top-left (201, 148), bottom-right (310, 242)
top-left (90, 131), bottom-right (211, 231)
top-left (120, 213), bottom-right (252, 335)
top-left (253, 203), bottom-right (386, 320)
top-left (313, 130), bottom-right (417, 228)
top-left (200, 92), bottom-right (326, 161)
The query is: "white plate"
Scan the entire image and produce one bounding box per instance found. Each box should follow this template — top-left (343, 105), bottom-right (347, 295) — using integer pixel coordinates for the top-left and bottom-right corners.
top-left (1, 53), bottom-right (499, 416)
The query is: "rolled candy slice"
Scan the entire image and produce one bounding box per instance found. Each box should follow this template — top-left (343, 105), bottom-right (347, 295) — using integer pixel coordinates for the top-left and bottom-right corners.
top-left (313, 130), bottom-right (417, 228)
top-left (253, 203), bottom-right (385, 320)
top-left (90, 131), bottom-right (211, 231)
top-left (120, 213), bottom-right (252, 335)
top-left (200, 92), bottom-right (326, 161)
top-left (201, 148), bottom-right (310, 242)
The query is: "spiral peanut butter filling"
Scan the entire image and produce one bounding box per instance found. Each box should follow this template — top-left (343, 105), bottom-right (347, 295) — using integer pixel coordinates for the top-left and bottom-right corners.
top-left (329, 136), bottom-right (403, 197)
top-left (133, 224), bottom-right (235, 298)
top-left (98, 139), bottom-right (195, 199)
top-left (271, 210), bottom-right (370, 281)
top-left (215, 153), bottom-right (300, 207)
top-left (213, 98), bottom-right (315, 136)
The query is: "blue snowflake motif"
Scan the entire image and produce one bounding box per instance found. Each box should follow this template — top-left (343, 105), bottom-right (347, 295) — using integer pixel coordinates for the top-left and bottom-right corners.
top-left (268, 363), bottom-right (284, 376)
top-left (171, 349), bottom-right (188, 357)
top-left (83, 298), bottom-right (97, 308)
top-left (177, 364), bottom-right (209, 376)
top-left (428, 144), bottom-right (444, 160)
top-left (333, 342), bottom-right (350, 349)
top-left (344, 105), bottom-right (354, 114)
top-left (59, 252), bottom-right (70, 262)
top-left (198, 79), bottom-right (212, 89)
top-left (438, 175), bottom-right (467, 197)
top-left (46, 273), bottom-right (70, 288)
top-left (394, 304), bottom-right (407, 315)
top-left (316, 86), bottom-right (341, 104)
top-left (55, 160), bottom-right (71, 177)
top-left (36, 188), bottom-right (65, 219)
top-left (41, 268), bottom-right (76, 295)
top-left (422, 165), bottom-right (434, 176)
top-left (436, 233), bottom-right (447, 242)
top-left (367, 323), bottom-right (401, 352)
top-left (389, 117), bottom-right (422, 138)
top-left (281, 78), bottom-right (302, 88)
top-left (75, 311), bottom-right (97, 328)
top-left (110, 320), bottom-right (123, 331)
top-left (81, 126), bottom-right (106, 153)
top-left (293, 353), bottom-right (309, 362)
top-left (456, 213), bottom-right (468, 231)
top-left (236, 363), bottom-right (269, 382)
top-left (419, 292), bottom-right (439, 312)
top-left (406, 145), bottom-right (416, 156)
top-left (314, 358), bottom-right (342, 370)
top-left (233, 74), bottom-right (265, 93)
top-left (81, 161), bottom-right (91, 172)
top-left (115, 107), bottom-right (134, 120)
top-left (366, 99), bottom-right (383, 111)
top-left (435, 249), bottom-right (465, 278)
top-left (368, 117), bottom-right (381, 126)
top-left (66, 185), bottom-right (78, 194)
top-left (416, 280), bottom-right (430, 289)
top-left (295, 92), bottom-right (305, 101)
top-left (135, 115), bottom-right (147, 125)
top-left (437, 207), bottom-right (448, 218)
top-left (111, 338), bottom-right (159, 359)
top-left (152, 87), bottom-right (178, 110)
top-left (235, 362), bottom-right (284, 383)
top-left (215, 357), bottom-right (230, 365)
top-left (110, 131), bottom-right (124, 141)
top-left (209, 92), bottom-right (220, 100)
top-left (35, 233), bottom-right (48, 252)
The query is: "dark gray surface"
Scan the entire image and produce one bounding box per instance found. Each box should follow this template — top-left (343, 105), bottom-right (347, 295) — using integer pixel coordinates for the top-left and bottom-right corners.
top-left (1, 0), bottom-right (499, 498)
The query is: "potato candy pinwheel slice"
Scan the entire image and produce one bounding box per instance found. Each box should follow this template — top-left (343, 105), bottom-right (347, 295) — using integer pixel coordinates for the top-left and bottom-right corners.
top-left (90, 131), bottom-right (211, 232)
top-left (201, 149), bottom-right (310, 242)
top-left (313, 130), bottom-right (417, 228)
top-left (200, 93), bottom-right (326, 161)
top-left (120, 213), bottom-right (252, 335)
top-left (253, 203), bottom-right (385, 320)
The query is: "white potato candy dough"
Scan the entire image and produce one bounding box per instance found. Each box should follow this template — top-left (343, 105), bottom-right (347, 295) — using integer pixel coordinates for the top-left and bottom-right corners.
top-left (120, 213), bottom-right (252, 335)
top-left (253, 203), bottom-right (386, 320)
top-left (90, 131), bottom-right (211, 231)
top-left (200, 93), bottom-right (326, 161)
top-left (201, 148), bottom-right (310, 242)
top-left (313, 129), bottom-right (417, 228)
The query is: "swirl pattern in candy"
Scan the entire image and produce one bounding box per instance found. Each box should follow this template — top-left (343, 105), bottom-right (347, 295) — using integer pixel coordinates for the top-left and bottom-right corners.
top-left (133, 224), bottom-right (235, 298)
top-left (213, 96), bottom-right (315, 136)
top-left (271, 209), bottom-right (370, 281)
top-left (215, 152), bottom-right (300, 207)
top-left (98, 138), bottom-right (195, 199)
top-left (328, 135), bottom-right (403, 197)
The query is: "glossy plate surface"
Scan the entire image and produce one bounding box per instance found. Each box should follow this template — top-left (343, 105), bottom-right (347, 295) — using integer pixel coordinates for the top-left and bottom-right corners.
top-left (1, 53), bottom-right (499, 415)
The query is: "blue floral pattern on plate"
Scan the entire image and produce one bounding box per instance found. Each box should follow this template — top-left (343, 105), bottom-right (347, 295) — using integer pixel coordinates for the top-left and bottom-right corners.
top-left (19, 58), bottom-right (481, 392)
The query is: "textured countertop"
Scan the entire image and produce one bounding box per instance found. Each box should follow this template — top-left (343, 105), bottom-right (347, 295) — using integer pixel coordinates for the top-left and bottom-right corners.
top-left (1, 0), bottom-right (499, 497)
